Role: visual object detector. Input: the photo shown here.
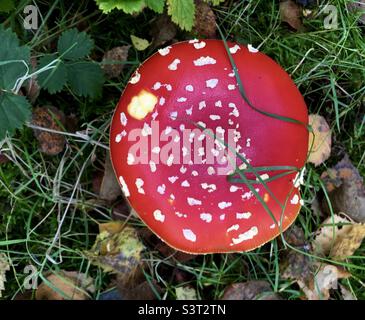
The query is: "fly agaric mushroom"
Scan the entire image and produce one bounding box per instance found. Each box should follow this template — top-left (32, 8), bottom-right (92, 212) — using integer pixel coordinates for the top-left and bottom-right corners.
top-left (110, 39), bottom-right (308, 254)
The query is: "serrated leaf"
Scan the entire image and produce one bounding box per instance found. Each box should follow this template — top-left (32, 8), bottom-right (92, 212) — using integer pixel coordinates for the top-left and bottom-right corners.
top-left (37, 54), bottom-right (68, 94)
top-left (57, 28), bottom-right (94, 61)
top-left (130, 35), bottom-right (150, 51)
top-left (95, 0), bottom-right (146, 14)
top-left (0, 26), bottom-right (30, 90)
top-left (66, 62), bottom-right (104, 99)
top-left (167, 0), bottom-right (195, 31)
top-left (0, 93), bottom-right (31, 140)
top-left (145, 0), bottom-right (164, 13)
top-left (0, 0), bottom-right (15, 12)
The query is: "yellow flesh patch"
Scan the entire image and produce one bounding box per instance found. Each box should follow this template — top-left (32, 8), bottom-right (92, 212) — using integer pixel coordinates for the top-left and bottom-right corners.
top-left (127, 90), bottom-right (158, 120)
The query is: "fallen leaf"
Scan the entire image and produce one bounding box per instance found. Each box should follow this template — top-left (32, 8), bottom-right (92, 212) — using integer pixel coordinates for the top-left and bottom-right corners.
top-left (280, 0), bottom-right (303, 30)
top-left (131, 35), bottom-right (150, 51)
top-left (36, 271), bottom-right (95, 300)
top-left (150, 14), bottom-right (177, 48)
top-left (101, 46), bottom-right (130, 79)
top-left (339, 284), bottom-right (357, 300)
top-left (0, 253), bottom-right (10, 298)
top-left (321, 155), bottom-right (365, 222)
top-left (193, 0), bottom-right (217, 38)
top-left (31, 106), bottom-right (66, 156)
top-left (307, 114), bottom-right (332, 166)
top-left (85, 222), bottom-right (144, 278)
top-left (282, 251), bottom-right (315, 287)
top-left (176, 286), bottom-right (198, 300)
top-left (298, 264), bottom-right (350, 300)
top-left (221, 281), bottom-right (282, 300)
top-left (283, 224), bottom-right (307, 247)
top-left (99, 153), bottom-right (122, 202)
top-left (312, 214), bottom-right (365, 260)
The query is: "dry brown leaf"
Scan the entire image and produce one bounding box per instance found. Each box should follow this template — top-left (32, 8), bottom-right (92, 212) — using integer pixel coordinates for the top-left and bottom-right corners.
top-left (221, 281), bottom-right (282, 300)
top-left (312, 214), bottom-right (365, 260)
top-left (99, 154), bottom-right (122, 202)
top-left (36, 271), bottom-right (95, 300)
top-left (298, 264), bottom-right (350, 300)
top-left (339, 284), bottom-right (357, 300)
top-left (321, 155), bottom-right (365, 222)
top-left (150, 14), bottom-right (177, 48)
top-left (283, 225), bottom-right (307, 247)
top-left (282, 251), bottom-right (314, 287)
top-left (32, 106), bottom-right (66, 156)
top-left (193, 0), bottom-right (217, 38)
top-left (307, 114), bottom-right (332, 166)
top-left (281, 249), bottom-right (351, 300)
top-left (280, 0), bottom-right (303, 30)
top-left (101, 46), bottom-right (130, 79)
top-left (85, 222), bottom-right (144, 278)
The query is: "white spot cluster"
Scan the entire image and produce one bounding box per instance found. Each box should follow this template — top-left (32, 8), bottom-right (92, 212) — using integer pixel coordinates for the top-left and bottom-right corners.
top-left (115, 130), bottom-right (127, 143)
top-left (129, 70), bottom-right (141, 84)
top-left (187, 197), bottom-right (202, 206)
top-left (118, 176), bottom-right (130, 197)
top-left (290, 194), bottom-right (299, 205)
top-left (218, 201), bottom-right (232, 209)
top-left (153, 209), bottom-right (165, 222)
top-left (193, 41), bottom-right (206, 49)
top-left (231, 226), bottom-right (258, 245)
top-left (120, 112), bottom-right (127, 126)
top-left (168, 58), bottom-right (181, 70)
top-left (185, 85), bottom-right (194, 92)
top-left (183, 229), bottom-right (196, 242)
top-left (236, 212), bottom-right (251, 219)
top-left (201, 183), bottom-right (217, 193)
top-left (158, 46), bottom-right (171, 56)
top-left (206, 79), bottom-right (219, 88)
top-left (229, 44), bottom-right (241, 54)
top-left (193, 56), bottom-right (216, 66)
top-left (157, 184), bottom-right (166, 195)
top-left (200, 213), bottom-right (212, 223)
top-left (247, 44), bottom-right (259, 53)
top-left (135, 178), bottom-right (145, 194)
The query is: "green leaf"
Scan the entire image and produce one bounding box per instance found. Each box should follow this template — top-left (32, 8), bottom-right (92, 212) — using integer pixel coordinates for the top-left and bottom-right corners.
top-left (95, 0), bottom-right (146, 14)
top-left (130, 35), bottom-right (150, 51)
top-left (0, 0), bottom-right (15, 12)
top-left (37, 54), bottom-right (68, 94)
top-left (66, 62), bottom-right (104, 99)
top-left (145, 0), bottom-right (164, 13)
top-left (0, 92), bottom-right (31, 140)
top-left (167, 0), bottom-right (195, 31)
top-left (0, 26), bottom-right (30, 90)
top-left (57, 28), bottom-right (94, 61)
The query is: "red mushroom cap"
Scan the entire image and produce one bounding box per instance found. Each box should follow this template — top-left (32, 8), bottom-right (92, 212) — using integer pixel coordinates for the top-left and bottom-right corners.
top-left (110, 39), bottom-right (308, 254)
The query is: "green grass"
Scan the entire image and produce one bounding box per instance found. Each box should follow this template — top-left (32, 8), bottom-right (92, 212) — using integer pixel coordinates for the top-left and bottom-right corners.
top-left (1, 0), bottom-right (365, 300)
